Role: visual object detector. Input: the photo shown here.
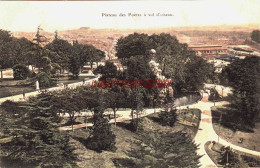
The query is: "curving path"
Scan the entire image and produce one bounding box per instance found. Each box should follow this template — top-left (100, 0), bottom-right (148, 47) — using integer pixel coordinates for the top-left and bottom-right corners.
top-left (2, 80), bottom-right (260, 167)
top-left (186, 90), bottom-right (260, 168)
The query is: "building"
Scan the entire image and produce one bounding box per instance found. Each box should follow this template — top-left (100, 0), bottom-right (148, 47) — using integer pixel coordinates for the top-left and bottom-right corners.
top-left (188, 45), bottom-right (228, 60)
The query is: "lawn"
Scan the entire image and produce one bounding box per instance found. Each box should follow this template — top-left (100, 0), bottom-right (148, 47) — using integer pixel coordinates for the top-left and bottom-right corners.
top-left (0, 78), bottom-right (35, 98)
top-left (212, 105), bottom-right (260, 152)
top-left (205, 141), bottom-right (260, 167)
top-left (0, 76), bottom-right (96, 98)
top-left (69, 110), bottom-right (201, 168)
top-left (177, 108), bottom-right (201, 135)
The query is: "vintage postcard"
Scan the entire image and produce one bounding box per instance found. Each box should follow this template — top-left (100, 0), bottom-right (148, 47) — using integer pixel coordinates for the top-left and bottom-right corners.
top-left (0, 0), bottom-right (259, 167)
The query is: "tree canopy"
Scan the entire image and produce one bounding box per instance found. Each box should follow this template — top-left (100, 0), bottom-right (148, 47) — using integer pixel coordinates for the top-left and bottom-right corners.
top-left (251, 30), bottom-right (260, 43)
top-left (116, 33), bottom-right (212, 95)
top-left (222, 56), bottom-right (260, 129)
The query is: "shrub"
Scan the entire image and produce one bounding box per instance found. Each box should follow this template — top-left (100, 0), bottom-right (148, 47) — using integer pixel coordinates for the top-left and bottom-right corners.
top-left (158, 109), bottom-right (177, 127)
top-left (36, 72), bottom-right (53, 88)
top-left (127, 131), bottom-right (201, 168)
top-left (130, 118), bottom-right (144, 132)
top-left (86, 108), bottom-right (116, 152)
top-left (12, 64), bottom-right (31, 80)
top-left (0, 96), bottom-right (77, 168)
top-left (208, 88), bottom-right (221, 101)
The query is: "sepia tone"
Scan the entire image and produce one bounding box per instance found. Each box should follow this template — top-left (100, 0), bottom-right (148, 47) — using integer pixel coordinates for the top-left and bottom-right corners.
top-left (0, 1), bottom-right (260, 168)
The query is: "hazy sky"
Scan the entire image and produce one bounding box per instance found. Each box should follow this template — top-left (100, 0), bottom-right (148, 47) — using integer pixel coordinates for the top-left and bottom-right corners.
top-left (0, 0), bottom-right (259, 32)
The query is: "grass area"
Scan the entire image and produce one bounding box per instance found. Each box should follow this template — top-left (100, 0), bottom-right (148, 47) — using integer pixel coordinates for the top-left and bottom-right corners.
top-left (0, 76), bottom-right (96, 98)
top-left (212, 105), bottom-right (260, 152)
top-left (69, 110), bottom-right (201, 168)
top-left (0, 78), bottom-right (35, 98)
top-left (53, 76), bottom-right (95, 85)
top-left (176, 108), bottom-right (201, 135)
top-left (205, 141), bottom-right (260, 167)
top-left (61, 114), bottom-right (123, 126)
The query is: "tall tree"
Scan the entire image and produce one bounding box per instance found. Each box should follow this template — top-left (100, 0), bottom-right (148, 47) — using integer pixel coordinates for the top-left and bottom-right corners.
top-left (127, 131), bottom-right (201, 168)
top-left (0, 95), bottom-right (77, 168)
top-left (86, 95), bottom-right (116, 152)
top-left (0, 29), bottom-right (13, 79)
top-left (45, 38), bottom-right (73, 72)
top-left (105, 89), bottom-right (126, 127)
top-left (116, 33), bottom-right (151, 65)
top-left (116, 33), bottom-right (212, 95)
top-left (222, 56), bottom-right (260, 128)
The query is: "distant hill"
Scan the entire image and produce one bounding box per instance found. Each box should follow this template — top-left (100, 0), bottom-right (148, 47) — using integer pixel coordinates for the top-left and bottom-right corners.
top-left (11, 24), bottom-right (259, 54)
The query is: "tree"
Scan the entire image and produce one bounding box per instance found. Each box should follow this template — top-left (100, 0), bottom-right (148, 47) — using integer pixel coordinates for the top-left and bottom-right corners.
top-left (116, 33), bottom-right (212, 95)
top-left (0, 95), bottom-right (77, 168)
top-left (45, 38), bottom-right (73, 72)
top-left (36, 72), bottom-right (53, 88)
top-left (86, 95), bottom-right (116, 152)
top-left (126, 55), bottom-right (156, 81)
top-left (208, 87), bottom-right (221, 104)
top-left (251, 30), bottom-right (260, 43)
top-left (218, 146), bottom-right (240, 168)
top-left (0, 29), bottom-right (13, 44)
top-left (72, 42), bottom-right (104, 72)
top-left (68, 55), bottom-right (81, 79)
top-left (53, 90), bottom-right (81, 131)
top-left (127, 131), bottom-right (201, 168)
top-left (33, 26), bottom-right (47, 45)
top-left (221, 56), bottom-right (260, 129)
top-left (105, 89), bottom-right (126, 127)
top-left (88, 47), bottom-right (105, 70)
top-left (12, 64), bottom-right (31, 80)
top-left (116, 33), bottom-right (151, 64)
top-left (0, 30), bottom-right (14, 80)
top-left (127, 88), bottom-right (145, 132)
top-left (94, 61), bottom-right (118, 81)
top-left (158, 108), bottom-right (177, 127)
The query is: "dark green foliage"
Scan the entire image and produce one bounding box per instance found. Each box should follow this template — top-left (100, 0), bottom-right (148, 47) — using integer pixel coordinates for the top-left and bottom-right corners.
top-left (251, 30), bottom-right (260, 43)
top-left (0, 29), bottom-right (13, 44)
top-left (0, 100), bottom-right (21, 118)
top-left (12, 64), bottom-right (31, 80)
top-left (158, 109), bottom-right (177, 127)
top-left (0, 94), bottom-right (77, 168)
top-left (116, 33), bottom-right (212, 95)
top-left (129, 118), bottom-right (144, 132)
top-left (208, 87), bottom-right (221, 102)
top-left (94, 61), bottom-right (118, 81)
top-left (36, 72), bottom-right (53, 88)
top-left (45, 38), bottom-right (72, 71)
top-left (86, 95), bottom-right (116, 152)
top-left (221, 56), bottom-right (260, 128)
top-left (127, 131), bottom-right (201, 168)
top-left (68, 55), bottom-right (81, 79)
top-left (128, 88), bottom-right (145, 132)
top-left (218, 146), bottom-right (240, 168)
top-left (126, 55), bottom-right (156, 81)
top-left (105, 89), bottom-right (127, 126)
top-left (116, 33), bottom-right (151, 64)
top-left (0, 29), bottom-right (41, 79)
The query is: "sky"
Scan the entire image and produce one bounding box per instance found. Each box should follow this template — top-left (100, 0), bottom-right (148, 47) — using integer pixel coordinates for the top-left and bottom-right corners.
top-left (0, 0), bottom-right (259, 32)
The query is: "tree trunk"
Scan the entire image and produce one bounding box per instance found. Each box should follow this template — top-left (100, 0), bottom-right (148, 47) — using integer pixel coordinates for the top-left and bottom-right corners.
top-left (0, 69), bottom-right (3, 80)
top-left (69, 114), bottom-right (74, 131)
top-left (90, 62), bottom-right (93, 70)
top-left (113, 109), bottom-right (117, 127)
